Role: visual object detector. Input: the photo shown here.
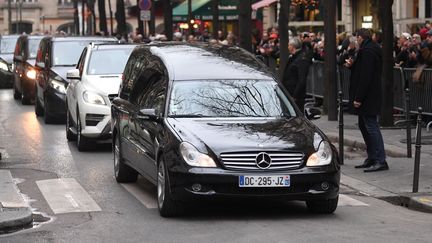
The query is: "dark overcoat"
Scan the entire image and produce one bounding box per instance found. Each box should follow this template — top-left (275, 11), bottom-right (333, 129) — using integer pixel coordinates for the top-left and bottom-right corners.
top-left (282, 50), bottom-right (311, 110)
top-left (349, 39), bottom-right (383, 115)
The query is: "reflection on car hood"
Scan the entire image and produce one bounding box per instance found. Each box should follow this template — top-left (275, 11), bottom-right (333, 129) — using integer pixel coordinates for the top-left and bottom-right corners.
top-left (52, 66), bottom-right (74, 82)
top-left (84, 75), bottom-right (122, 96)
top-left (167, 117), bottom-right (318, 155)
top-left (0, 54), bottom-right (13, 64)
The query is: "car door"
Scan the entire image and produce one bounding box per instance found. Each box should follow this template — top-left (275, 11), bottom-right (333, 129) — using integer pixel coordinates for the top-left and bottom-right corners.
top-left (67, 48), bottom-right (87, 122)
top-left (135, 71), bottom-right (167, 181)
top-left (36, 39), bottom-right (50, 104)
top-left (13, 36), bottom-right (24, 91)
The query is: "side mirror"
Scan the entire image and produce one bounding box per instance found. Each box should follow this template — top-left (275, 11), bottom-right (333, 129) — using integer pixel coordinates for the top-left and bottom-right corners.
top-left (66, 69), bottom-right (80, 80)
top-left (137, 108), bottom-right (158, 121)
top-left (36, 62), bottom-right (45, 69)
top-left (305, 107), bottom-right (321, 120)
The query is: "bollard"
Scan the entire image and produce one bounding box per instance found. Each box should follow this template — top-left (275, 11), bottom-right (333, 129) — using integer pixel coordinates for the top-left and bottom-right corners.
top-left (405, 88), bottom-right (412, 158)
top-left (412, 107), bottom-right (422, 193)
top-left (338, 91), bottom-right (344, 165)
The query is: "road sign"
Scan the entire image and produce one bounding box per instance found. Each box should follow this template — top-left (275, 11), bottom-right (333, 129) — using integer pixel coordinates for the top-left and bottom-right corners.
top-left (140, 10), bottom-right (151, 21)
top-left (139, 0), bottom-right (152, 10)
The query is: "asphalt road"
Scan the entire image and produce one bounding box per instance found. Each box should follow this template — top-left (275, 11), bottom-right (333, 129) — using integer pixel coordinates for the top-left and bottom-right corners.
top-left (1, 89), bottom-right (432, 243)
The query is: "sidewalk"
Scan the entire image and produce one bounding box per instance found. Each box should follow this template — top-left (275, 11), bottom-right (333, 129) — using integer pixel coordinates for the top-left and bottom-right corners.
top-left (313, 114), bottom-right (432, 213)
top-left (0, 170), bottom-right (33, 230)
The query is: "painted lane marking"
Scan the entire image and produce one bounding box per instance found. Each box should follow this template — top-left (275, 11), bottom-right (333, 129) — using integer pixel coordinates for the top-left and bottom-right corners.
top-left (36, 178), bottom-right (101, 214)
top-left (120, 177), bottom-right (158, 209)
top-left (338, 194), bottom-right (369, 207)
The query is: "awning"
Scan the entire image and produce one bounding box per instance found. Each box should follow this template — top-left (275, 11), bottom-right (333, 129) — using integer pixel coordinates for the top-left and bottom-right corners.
top-left (172, 0), bottom-right (240, 22)
top-left (172, 0), bottom-right (211, 16)
top-left (251, 0), bottom-right (277, 10)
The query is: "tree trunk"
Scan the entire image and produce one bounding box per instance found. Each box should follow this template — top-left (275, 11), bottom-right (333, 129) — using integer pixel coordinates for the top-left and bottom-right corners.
top-left (163, 0), bottom-right (173, 40)
top-left (278, 0), bottom-right (290, 81)
top-left (212, 0), bottom-right (219, 39)
top-left (238, 0), bottom-right (252, 52)
top-left (115, 0), bottom-right (127, 38)
top-left (98, 0), bottom-right (107, 35)
top-left (323, 0), bottom-right (337, 121)
top-left (73, 0), bottom-right (79, 35)
top-left (379, 0), bottom-right (394, 126)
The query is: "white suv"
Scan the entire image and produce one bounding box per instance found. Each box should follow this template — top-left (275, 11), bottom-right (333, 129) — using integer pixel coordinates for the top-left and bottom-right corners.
top-left (66, 43), bottom-right (137, 151)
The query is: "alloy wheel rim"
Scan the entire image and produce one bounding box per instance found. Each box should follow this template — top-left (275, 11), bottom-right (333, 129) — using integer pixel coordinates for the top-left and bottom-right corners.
top-left (157, 162), bottom-right (165, 208)
top-left (114, 138), bottom-right (120, 177)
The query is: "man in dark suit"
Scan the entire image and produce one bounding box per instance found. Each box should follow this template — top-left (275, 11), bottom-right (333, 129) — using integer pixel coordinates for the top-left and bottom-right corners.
top-left (346, 28), bottom-right (389, 172)
top-left (283, 37), bottom-right (311, 112)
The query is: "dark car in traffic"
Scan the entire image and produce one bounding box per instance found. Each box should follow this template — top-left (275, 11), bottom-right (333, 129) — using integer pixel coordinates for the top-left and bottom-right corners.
top-left (13, 35), bottom-right (43, 104)
top-left (0, 35), bottom-right (19, 89)
top-left (111, 43), bottom-right (340, 217)
top-left (34, 36), bottom-right (117, 123)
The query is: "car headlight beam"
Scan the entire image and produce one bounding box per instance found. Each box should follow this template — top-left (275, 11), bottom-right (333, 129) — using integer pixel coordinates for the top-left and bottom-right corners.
top-left (179, 142), bottom-right (217, 167)
top-left (50, 80), bottom-right (67, 94)
top-left (26, 69), bottom-right (37, 80)
top-left (306, 140), bottom-right (332, 166)
top-left (83, 91), bottom-right (106, 105)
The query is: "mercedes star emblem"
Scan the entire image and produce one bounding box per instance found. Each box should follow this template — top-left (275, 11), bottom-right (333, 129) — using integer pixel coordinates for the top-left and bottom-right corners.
top-left (255, 152), bottom-right (272, 169)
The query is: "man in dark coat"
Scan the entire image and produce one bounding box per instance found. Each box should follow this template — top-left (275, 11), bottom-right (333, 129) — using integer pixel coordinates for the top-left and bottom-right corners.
top-left (347, 28), bottom-right (388, 172)
top-left (283, 37), bottom-right (311, 111)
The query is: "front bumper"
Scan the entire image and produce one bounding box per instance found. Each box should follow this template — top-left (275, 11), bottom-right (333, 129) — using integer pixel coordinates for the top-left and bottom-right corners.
top-left (168, 165), bottom-right (340, 202)
top-left (0, 70), bottom-right (14, 88)
top-left (45, 87), bottom-right (66, 118)
top-left (79, 103), bottom-right (112, 140)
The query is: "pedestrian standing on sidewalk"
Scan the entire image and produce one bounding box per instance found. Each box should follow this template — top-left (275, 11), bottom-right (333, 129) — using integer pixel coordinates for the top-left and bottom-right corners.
top-left (345, 28), bottom-right (389, 172)
top-left (282, 37), bottom-right (311, 112)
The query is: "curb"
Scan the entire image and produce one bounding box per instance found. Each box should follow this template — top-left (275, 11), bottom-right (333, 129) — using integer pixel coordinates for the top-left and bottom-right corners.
top-left (0, 170), bottom-right (33, 230)
top-left (326, 132), bottom-right (408, 158)
top-left (341, 174), bottom-right (432, 214)
top-left (0, 207), bottom-right (33, 229)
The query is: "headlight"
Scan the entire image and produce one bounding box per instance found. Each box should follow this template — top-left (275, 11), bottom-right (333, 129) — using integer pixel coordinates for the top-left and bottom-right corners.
top-left (306, 140), bottom-right (332, 166)
top-left (0, 62), bottom-right (8, 71)
top-left (179, 142), bottom-right (217, 167)
top-left (26, 69), bottom-right (37, 79)
top-left (50, 80), bottom-right (67, 94)
top-left (83, 91), bottom-right (106, 105)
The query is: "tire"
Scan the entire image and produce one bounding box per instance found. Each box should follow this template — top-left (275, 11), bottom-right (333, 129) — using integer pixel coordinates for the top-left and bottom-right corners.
top-left (35, 96), bottom-right (44, 117)
top-left (306, 196), bottom-right (339, 214)
top-left (43, 98), bottom-right (55, 124)
top-left (157, 159), bottom-right (182, 217)
top-left (21, 91), bottom-right (31, 105)
top-left (66, 108), bottom-right (77, 141)
top-left (76, 109), bottom-right (92, 151)
top-left (13, 84), bottom-right (21, 100)
top-left (113, 134), bottom-right (137, 183)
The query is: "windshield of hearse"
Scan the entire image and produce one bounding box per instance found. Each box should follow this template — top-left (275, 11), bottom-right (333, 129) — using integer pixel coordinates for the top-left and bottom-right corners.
top-left (168, 80), bottom-right (296, 118)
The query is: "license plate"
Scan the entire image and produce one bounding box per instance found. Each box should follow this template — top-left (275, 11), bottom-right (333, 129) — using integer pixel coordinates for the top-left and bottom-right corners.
top-left (239, 175), bottom-right (290, 187)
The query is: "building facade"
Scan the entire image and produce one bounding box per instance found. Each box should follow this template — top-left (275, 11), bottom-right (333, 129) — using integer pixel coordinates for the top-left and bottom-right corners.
top-left (0, 0), bottom-right (140, 35)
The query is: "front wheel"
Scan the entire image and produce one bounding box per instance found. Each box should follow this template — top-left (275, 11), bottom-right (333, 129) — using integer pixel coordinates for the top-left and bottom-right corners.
top-left (76, 109), bottom-right (92, 151)
top-left (306, 196), bottom-right (339, 214)
top-left (66, 108), bottom-right (77, 141)
top-left (35, 86), bottom-right (44, 116)
top-left (157, 160), bottom-right (182, 217)
top-left (113, 134), bottom-right (137, 183)
top-left (13, 84), bottom-right (21, 100)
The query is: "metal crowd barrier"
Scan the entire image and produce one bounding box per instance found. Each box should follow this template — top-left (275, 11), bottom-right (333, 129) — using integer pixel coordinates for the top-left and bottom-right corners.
top-left (303, 61), bottom-right (432, 130)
